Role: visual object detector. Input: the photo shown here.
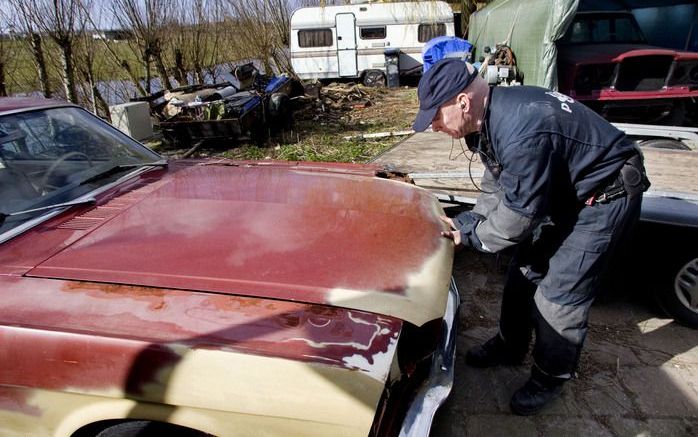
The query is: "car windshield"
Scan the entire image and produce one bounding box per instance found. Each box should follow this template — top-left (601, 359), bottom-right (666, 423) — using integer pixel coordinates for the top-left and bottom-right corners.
top-left (560, 13), bottom-right (646, 45)
top-left (0, 105), bottom-right (162, 235)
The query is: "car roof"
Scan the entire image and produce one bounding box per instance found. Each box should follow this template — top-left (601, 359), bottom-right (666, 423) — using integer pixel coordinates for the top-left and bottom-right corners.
top-left (0, 97), bottom-right (75, 115)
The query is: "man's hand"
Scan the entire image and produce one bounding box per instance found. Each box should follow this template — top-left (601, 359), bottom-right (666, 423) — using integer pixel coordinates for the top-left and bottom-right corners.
top-left (440, 211), bottom-right (487, 250)
top-left (440, 216), bottom-right (462, 245)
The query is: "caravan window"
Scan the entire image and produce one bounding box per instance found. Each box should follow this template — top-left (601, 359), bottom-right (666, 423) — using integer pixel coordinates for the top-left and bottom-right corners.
top-left (298, 29), bottom-right (333, 48)
top-left (418, 23), bottom-right (446, 43)
top-left (360, 26), bottom-right (386, 40)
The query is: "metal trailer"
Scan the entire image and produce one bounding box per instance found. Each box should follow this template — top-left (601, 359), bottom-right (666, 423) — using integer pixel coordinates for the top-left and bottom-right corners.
top-left (159, 93), bottom-right (265, 146)
top-left (158, 75), bottom-right (299, 147)
top-left (289, 1), bottom-right (455, 86)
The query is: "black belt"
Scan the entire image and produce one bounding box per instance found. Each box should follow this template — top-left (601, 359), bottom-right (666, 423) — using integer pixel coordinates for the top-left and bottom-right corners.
top-left (585, 151), bottom-right (651, 206)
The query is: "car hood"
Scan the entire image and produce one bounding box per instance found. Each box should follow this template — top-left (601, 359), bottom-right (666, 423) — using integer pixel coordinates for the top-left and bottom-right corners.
top-left (25, 160), bottom-right (453, 326)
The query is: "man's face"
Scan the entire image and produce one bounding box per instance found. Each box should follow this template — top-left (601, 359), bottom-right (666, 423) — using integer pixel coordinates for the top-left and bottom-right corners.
top-left (431, 95), bottom-right (475, 139)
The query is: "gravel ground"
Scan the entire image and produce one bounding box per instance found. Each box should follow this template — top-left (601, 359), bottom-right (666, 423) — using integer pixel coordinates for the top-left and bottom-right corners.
top-left (431, 249), bottom-right (698, 436)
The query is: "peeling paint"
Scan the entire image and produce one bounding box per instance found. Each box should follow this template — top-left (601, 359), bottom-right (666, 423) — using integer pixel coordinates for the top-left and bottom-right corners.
top-left (342, 335), bottom-right (400, 382)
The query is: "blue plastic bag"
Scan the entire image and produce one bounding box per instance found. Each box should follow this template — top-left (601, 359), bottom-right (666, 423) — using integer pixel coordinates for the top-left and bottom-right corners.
top-left (422, 36), bottom-right (473, 73)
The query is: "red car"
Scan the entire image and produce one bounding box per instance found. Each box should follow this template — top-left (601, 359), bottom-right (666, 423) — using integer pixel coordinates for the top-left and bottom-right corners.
top-left (0, 98), bottom-right (457, 436)
top-left (557, 11), bottom-right (698, 125)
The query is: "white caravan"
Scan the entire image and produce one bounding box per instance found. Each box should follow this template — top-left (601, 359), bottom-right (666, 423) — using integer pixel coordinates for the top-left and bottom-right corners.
top-left (290, 1), bottom-right (455, 85)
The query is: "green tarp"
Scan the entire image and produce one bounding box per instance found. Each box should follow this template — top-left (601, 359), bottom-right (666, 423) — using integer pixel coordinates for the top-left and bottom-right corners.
top-left (468, 0), bottom-right (579, 90)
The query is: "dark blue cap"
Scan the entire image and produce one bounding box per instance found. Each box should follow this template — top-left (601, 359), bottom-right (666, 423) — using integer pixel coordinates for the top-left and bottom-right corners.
top-left (412, 58), bottom-right (477, 132)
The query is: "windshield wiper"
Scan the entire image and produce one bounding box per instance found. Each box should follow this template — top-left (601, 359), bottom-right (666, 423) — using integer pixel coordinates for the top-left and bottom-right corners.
top-left (0, 197), bottom-right (97, 226)
top-left (79, 160), bottom-right (168, 186)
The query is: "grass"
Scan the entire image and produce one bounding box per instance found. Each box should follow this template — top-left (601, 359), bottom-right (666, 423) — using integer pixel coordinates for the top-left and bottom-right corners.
top-left (219, 137), bottom-right (396, 163)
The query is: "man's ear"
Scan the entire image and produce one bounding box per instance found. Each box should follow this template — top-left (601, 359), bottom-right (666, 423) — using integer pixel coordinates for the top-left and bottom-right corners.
top-left (457, 93), bottom-right (470, 112)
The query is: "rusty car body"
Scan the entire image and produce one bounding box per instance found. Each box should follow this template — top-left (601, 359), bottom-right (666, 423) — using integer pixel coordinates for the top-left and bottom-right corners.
top-left (557, 11), bottom-right (698, 125)
top-left (0, 98), bottom-right (458, 436)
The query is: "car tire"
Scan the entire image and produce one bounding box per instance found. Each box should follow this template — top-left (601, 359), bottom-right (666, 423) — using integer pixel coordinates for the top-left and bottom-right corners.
top-left (639, 138), bottom-right (690, 151)
top-left (656, 257), bottom-right (698, 329)
top-left (94, 420), bottom-right (207, 437)
top-left (363, 70), bottom-right (386, 87)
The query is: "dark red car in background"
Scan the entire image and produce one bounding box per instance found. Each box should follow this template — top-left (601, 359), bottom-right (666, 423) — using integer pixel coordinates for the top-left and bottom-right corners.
top-left (557, 11), bottom-right (698, 126)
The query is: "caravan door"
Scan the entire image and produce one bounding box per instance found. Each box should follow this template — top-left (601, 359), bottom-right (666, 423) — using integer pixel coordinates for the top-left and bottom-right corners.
top-left (335, 13), bottom-right (357, 77)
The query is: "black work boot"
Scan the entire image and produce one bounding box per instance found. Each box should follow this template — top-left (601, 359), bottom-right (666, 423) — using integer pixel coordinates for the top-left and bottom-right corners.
top-left (465, 333), bottom-right (527, 368)
top-left (510, 366), bottom-right (566, 416)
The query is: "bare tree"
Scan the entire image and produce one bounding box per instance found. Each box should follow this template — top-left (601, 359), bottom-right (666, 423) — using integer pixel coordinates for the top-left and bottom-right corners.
top-left (170, 0), bottom-right (226, 86)
top-left (224, 0), bottom-right (295, 75)
top-left (7, 0), bottom-right (54, 98)
top-left (73, 0), bottom-right (110, 116)
top-left (78, 0), bottom-right (147, 97)
top-left (0, 12), bottom-right (13, 96)
top-left (112, 0), bottom-right (174, 93)
top-left (0, 47), bottom-right (6, 97)
top-left (11, 0), bottom-right (84, 102)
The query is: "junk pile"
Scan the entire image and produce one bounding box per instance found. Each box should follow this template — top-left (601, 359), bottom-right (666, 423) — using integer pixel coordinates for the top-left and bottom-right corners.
top-left (294, 82), bottom-right (381, 124)
top-left (135, 63), bottom-right (303, 147)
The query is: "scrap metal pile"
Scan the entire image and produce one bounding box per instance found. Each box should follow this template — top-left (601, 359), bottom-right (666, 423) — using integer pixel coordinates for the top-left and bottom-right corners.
top-left (135, 63), bottom-right (303, 146)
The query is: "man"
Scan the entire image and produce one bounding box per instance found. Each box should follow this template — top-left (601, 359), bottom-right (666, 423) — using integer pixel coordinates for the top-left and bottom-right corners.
top-left (413, 58), bottom-right (649, 415)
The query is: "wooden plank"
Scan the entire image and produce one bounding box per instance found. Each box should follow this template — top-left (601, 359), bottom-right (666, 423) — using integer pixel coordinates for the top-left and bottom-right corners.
top-left (640, 148), bottom-right (698, 195)
top-left (373, 132), bottom-right (485, 198)
top-left (373, 132), bottom-right (698, 198)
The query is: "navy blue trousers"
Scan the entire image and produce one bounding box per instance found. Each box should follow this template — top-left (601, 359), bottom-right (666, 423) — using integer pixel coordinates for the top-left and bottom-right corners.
top-left (498, 191), bottom-right (642, 378)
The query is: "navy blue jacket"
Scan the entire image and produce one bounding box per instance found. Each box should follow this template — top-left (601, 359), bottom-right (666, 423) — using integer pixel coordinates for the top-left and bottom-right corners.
top-left (469, 86), bottom-right (636, 252)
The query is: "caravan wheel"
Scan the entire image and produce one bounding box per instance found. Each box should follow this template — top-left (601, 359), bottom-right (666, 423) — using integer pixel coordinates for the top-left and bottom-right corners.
top-left (363, 70), bottom-right (386, 87)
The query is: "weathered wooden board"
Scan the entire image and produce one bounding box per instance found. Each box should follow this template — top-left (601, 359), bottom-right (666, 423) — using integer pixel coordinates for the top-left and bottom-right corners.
top-left (640, 148), bottom-right (698, 195)
top-left (373, 132), bottom-right (697, 198)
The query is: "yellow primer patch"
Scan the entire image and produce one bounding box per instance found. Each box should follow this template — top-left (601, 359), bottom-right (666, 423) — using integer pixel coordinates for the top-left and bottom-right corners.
top-left (154, 346), bottom-right (384, 425)
top-left (328, 237), bottom-right (454, 326)
top-left (10, 387), bottom-right (368, 437)
top-left (6, 345), bottom-right (387, 436)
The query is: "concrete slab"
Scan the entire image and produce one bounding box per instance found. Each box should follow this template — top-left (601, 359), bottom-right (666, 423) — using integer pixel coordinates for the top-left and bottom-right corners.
top-left (608, 417), bottom-right (698, 437)
top-left (575, 371), bottom-right (637, 417)
top-left (536, 417), bottom-right (615, 436)
top-left (466, 414), bottom-right (537, 436)
top-left (621, 366), bottom-right (698, 417)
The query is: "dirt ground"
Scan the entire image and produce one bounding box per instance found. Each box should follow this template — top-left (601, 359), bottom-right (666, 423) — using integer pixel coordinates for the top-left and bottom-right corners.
top-left (431, 249), bottom-right (698, 436)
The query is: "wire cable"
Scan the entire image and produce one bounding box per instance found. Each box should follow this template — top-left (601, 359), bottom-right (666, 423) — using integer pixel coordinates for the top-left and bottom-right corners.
top-left (456, 137), bottom-right (501, 195)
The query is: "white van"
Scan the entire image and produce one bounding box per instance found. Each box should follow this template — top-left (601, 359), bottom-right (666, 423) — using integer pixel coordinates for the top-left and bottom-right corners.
top-left (289, 1), bottom-right (455, 85)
